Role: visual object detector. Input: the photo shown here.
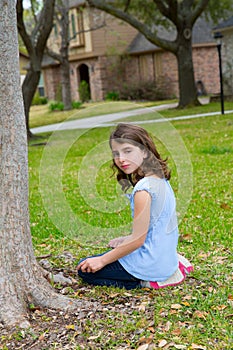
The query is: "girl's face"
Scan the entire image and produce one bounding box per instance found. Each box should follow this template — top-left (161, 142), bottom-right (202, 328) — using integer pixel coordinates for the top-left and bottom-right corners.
top-left (111, 140), bottom-right (146, 174)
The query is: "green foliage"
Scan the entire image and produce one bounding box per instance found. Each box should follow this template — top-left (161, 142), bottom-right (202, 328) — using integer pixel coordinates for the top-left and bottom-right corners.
top-left (78, 80), bottom-right (90, 102)
top-left (118, 79), bottom-right (173, 101)
top-left (205, 0), bottom-right (233, 24)
top-left (32, 91), bottom-right (48, 105)
top-left (71, 100), bottom-right (82, 109)
top-left (105, 91), bottom-right (120, 101)
top-left (49, 101), bottom-right (64, 111)
top-left (110, 0), bottom-right (233, 26)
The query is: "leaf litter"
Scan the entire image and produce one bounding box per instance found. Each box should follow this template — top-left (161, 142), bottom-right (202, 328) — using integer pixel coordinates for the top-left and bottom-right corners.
top-left (0, 250), bottom-right (232, 350)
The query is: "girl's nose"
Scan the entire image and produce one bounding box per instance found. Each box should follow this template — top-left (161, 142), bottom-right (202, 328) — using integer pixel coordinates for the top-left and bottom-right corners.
top-left (118, 154), bottom-right (126, 163)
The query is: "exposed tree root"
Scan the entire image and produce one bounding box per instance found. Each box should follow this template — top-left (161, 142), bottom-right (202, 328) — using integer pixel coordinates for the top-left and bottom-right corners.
top-left (0, 269), bottom-right (83, 328)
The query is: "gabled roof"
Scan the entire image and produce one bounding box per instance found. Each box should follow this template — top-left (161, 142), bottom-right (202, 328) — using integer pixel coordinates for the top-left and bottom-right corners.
top-left (128, 17), bottom-right (214, 54)
top-left (214, 16), bottom-right (233, 31)
top-left (69, 0), bottom-right (85, 8)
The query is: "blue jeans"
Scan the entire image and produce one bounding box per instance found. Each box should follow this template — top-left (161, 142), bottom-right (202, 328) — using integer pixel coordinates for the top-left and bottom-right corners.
top-left (78, 254), bottom-right (141, 290)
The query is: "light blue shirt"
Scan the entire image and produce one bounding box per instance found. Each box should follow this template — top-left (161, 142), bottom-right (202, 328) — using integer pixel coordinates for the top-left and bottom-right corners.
top-left (119, 177), bottom-right (179, 281)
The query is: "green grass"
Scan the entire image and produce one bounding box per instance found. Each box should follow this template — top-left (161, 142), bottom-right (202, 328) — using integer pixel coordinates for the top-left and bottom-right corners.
top-left (26, 102), bottom-right (233, 349)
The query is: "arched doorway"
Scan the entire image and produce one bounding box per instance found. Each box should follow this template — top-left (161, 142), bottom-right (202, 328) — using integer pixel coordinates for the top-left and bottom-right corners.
top-left (77, 64), bottom-right (91, 101)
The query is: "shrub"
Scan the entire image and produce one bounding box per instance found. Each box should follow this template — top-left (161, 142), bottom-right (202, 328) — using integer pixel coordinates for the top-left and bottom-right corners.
top-left (78, 80), bottom-right (90, 102)
top-left (49, 101), bottom-right (64, 111)
top-left (105, 91), bottom-right (119, 101)
top-left (72, 100), bottom-right (82, 109)
top-left (117, 78), bottom-right (173, 101)
top-left (32, 91), bottom-right (48, 105)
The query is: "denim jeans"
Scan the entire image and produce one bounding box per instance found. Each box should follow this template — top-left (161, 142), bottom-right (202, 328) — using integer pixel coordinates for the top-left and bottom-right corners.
top-left (77, 254), bottom-right (141, 290)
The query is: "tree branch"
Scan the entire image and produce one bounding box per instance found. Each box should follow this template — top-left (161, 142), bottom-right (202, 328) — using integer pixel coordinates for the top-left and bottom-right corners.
top-left (153, 0), bottom-right (170, 18)
top-left (69, 22), bottom-right (106, 42)
top-left (190, 0), bottom-right (210, 25)
top-left (46, 22), bottom-right (107, 63)
top-left (87, 0), bottom-right (177, 53)
top-left (30, 0), bottom-right (38, 24)
top-left (16, 0), bottom-right (34, 56)
top-left (31, 0), bottom-right (56, 57)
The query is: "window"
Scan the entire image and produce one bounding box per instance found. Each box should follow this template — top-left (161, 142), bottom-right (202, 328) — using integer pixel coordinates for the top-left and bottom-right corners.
top-left (69, 9), bottom-right (85, 47)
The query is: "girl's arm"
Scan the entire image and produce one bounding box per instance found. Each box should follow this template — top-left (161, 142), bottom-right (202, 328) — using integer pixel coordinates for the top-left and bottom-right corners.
top-left (108, 236), bottom-right (130, 248)
top-left (78, 190), bottom-right (151, 273)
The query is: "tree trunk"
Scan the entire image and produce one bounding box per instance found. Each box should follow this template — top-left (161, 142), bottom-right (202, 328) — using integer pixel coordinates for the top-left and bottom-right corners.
top-left (176, 33), bottom-right (200, 108)
top-left (59, 0), bottom-right (72, 110)
top-left (61, 58), bottom-right (72, 110)
top-left (0, 0), bottom-right (80, 328)
top-left (17, 0), bottom-right (56, 139)
top-left (22, 67), bottom-right (41, 138)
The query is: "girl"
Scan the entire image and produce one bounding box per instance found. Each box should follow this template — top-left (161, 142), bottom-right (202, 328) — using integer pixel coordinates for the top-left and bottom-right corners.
top-left (77, 123), bottom-right (193, 289)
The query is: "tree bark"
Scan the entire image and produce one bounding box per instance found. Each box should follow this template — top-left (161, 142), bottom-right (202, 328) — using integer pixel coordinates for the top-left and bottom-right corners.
top-left (17, 0), bottom-right (56, 138)
top-left (22, 68), bottom-right (41, 138)
top-left (0, 0), bottom-right (80, 328)
top-left (59, 0), bottom-right (72, 110)
top-left (176, 32), bottom-right (199, 108)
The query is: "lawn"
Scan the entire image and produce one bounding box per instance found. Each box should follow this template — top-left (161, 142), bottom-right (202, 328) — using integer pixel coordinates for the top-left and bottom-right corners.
top-left (2, 101), bottom-right (232, 349)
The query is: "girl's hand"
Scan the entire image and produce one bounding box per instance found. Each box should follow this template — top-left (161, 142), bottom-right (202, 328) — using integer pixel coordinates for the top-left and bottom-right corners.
top-left (77, 256), bottom-right (105, 273)
top-left (108, 236), bottom-right (126, 248)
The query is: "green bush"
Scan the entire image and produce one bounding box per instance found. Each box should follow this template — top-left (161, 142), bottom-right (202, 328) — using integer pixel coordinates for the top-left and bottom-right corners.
top-left (78, 80), bottom-right (90, 102)
top-left (49, 101), bottom-right (64, 111)
top-left (72, 100), bottom-right (82, 109)
top-left (32, 91), bottom-right (48, 105)
top-left (105, 91), bottom-right (119, 101)
top-left (118, 78), bottom-right (173, 101)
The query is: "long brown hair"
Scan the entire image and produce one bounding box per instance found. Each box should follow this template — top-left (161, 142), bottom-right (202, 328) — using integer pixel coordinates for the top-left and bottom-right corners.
top-left (109, 123), bottom-right (171, 191)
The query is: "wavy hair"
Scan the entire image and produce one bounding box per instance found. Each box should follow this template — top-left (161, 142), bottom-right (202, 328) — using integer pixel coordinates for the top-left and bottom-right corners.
top-left (109, 123), bottom-right (171, 191)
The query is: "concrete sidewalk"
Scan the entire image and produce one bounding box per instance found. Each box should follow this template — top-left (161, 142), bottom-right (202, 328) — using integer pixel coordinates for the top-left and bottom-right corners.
top-left (31, 102), bottom-right (178, 134)
top-left (31, 98), bottom-right (231, 134)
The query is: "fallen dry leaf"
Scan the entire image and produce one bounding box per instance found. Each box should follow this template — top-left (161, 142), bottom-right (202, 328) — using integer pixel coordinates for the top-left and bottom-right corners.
top-left (193, 310), bottom-right (208, 319)
top-left (181, 301), bottom-right (190, 307)
top-left (220, 202), bottom-right (231, 210)
top-left (65, 324), bottom-right (75, 330)
top-left (164, 320), bottom-right (172, 331)
top-left (171, 303), bottom-right (182, 309)
top-left (172, 328), bottom-right (182, 336)
top-left (191, 343), bottom-right (206, 350)
top-left (138, 335), bottom-right (153, 345)
top-left (147, 326), bottom-right (155, 333)
top-left (158, 339), bottom-right (168, 347)
top-left (88, 331), bottom-right (102, 340)
top-left (137, 344), bottom-right (149, 350)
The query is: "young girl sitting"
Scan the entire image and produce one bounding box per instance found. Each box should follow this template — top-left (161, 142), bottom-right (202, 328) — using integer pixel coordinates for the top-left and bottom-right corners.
top-left (77, 123), bottom-right (193, 289)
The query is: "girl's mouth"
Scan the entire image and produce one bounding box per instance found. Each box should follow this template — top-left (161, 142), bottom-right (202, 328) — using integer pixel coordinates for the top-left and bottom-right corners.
top-left (121, 164), bottom-right (130, 169)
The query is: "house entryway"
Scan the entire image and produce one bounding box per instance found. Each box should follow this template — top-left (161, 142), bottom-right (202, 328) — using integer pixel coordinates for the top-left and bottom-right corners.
top-left (77, 64), bottom-right (91, 101)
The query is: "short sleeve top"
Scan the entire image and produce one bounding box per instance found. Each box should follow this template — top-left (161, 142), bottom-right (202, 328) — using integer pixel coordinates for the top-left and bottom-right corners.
top-left (119, 177), bottom-right (179, 281)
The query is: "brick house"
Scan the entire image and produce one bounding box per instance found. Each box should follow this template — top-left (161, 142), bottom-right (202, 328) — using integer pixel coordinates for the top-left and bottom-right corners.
top-left (42, 1), bottom-right (221, 102)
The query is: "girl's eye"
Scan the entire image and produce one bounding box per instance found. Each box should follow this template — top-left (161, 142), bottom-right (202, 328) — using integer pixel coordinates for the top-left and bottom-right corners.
top-left (112, 152), bottom-right (119, 158)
